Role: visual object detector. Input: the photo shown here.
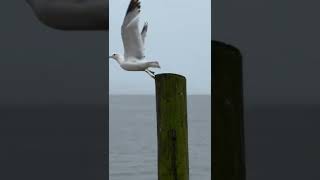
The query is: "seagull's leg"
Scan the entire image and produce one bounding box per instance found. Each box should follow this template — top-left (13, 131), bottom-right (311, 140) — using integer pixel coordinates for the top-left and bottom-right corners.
top-left (145, 70), bottom-right (155, 79)
top-left (146, 71), bottom-right (155, 79)
top-left (146, 69), bottom-right (155, 75)
top-left (146, 70), bottom-right (155, 78)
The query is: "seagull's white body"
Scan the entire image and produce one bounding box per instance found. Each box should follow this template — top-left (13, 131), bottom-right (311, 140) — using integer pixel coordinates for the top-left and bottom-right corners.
top-left (109, 0), bottom-right (160, 78)
top-left (121, 60), bottom-right (158, 71)
top-left (112, 54), bottom-right (159, 71)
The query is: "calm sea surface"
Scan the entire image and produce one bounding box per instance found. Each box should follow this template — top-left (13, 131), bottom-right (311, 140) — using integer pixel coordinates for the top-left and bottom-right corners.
top-left (109, 95), bottom-right (211, 180)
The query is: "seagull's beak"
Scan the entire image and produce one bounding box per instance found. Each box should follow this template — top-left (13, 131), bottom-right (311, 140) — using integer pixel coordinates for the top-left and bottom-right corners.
top-left (108, 56), bottom-right (113, 59)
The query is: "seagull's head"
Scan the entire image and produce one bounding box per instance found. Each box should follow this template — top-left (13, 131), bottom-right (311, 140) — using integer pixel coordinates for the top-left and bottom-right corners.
top-left (109, 54), bottom-right (123, 62)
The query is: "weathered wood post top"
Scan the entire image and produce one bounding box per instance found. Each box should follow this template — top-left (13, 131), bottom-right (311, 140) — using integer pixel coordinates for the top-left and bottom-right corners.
top-left (155, 73), bottom-right (189, 180)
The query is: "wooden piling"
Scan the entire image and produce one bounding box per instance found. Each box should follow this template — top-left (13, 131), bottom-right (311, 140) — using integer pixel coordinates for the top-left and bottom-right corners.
top-left (155, 73), bottom-right (189, 180)
top-left (213, 41), bottom-right (246, 180)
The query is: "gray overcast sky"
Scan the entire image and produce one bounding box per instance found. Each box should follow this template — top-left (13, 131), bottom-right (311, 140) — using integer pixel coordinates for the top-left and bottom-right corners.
top-left (109, 0), bottom-right (211, 95)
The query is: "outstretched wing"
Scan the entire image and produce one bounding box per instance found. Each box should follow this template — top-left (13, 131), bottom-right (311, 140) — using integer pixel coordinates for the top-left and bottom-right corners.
top-left (141, 22), bottom-right (148, 44)
top-left (121, 0), bottom-right (145, 60)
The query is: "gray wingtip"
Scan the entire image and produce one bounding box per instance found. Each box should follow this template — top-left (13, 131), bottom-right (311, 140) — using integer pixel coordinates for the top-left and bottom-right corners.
top-left (142, 22), bottom-right (148, 32)
top-left (126, 0), bottom-right (141, 15)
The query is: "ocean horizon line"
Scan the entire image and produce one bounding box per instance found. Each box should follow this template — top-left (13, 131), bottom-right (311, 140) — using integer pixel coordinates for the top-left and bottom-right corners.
top-left (109, 94), bottom-right (211, 96)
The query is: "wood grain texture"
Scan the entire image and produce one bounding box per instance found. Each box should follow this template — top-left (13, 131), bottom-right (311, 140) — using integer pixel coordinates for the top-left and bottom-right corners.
top-left (155, 73), bottom-right (189, 180)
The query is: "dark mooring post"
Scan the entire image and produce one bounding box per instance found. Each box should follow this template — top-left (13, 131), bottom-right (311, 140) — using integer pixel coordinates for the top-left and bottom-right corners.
top-left (213, 41), bottom-right (246, 180)
top-left (155, 73), bottom-right (189, 180)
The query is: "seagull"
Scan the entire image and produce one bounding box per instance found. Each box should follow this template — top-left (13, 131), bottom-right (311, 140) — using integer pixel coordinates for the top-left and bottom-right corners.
top-left (109, 0), bottom-right (160, 78)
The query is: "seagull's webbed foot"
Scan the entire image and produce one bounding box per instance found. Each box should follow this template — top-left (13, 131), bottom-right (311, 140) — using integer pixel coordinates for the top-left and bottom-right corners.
top-left (145, 70), bottom-right (155, 79)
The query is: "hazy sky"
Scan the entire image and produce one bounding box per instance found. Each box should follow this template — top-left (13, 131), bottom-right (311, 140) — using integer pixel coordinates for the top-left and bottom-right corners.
top-left (109, 0), bottom-right (211, 95)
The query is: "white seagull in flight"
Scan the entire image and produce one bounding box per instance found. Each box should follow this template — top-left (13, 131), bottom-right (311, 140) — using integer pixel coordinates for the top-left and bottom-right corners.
top-left (109, 0), bottom-right (160, 78)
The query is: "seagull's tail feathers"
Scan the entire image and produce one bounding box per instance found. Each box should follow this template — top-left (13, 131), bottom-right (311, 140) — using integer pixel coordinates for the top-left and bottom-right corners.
top-left (148, 61), bottom-right (161, 68)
